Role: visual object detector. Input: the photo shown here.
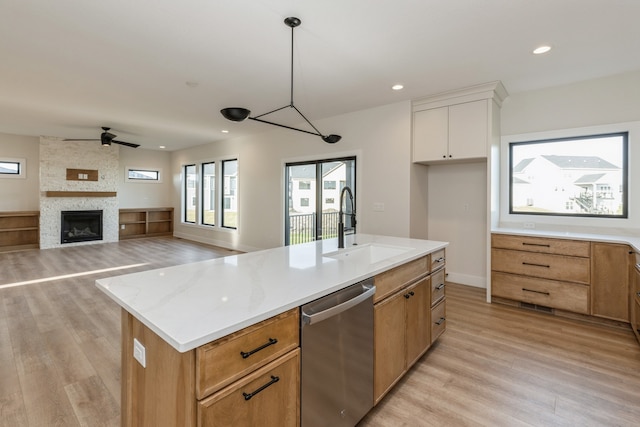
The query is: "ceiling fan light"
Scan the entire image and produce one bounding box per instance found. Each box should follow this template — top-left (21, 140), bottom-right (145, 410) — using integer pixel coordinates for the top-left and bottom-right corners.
top-left (322, 134), bottom-right (342, 144)
top-left (221, 107), bottom-right (251, 122)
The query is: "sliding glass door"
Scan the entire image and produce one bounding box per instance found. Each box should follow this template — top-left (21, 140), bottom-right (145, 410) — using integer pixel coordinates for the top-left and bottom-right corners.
top-left (285, 157), bottom-right (356, 245)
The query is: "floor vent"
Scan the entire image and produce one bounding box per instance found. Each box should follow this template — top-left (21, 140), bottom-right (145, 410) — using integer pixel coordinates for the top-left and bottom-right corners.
top-left (520, 302), bottom-right (554, 314)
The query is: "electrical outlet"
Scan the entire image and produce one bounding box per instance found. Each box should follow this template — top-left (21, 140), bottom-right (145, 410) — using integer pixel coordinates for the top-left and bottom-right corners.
top-left (121, 224), bottom-right (125, 230)
top-left (523, 222), bottom-right (535, 229)
top-left (133, 338), bottom-right (146, 368)
top-left (373, 202), bottom-right (385, 212)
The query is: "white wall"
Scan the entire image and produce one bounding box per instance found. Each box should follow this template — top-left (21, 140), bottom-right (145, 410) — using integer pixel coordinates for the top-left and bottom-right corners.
top-left (118, 148), bottom-right (172, 208)
top-left (500, 70), bottom-right (640, 234)
top-left (171, 101), bottom-right (413, 252)
top-left (0, 133), bottom-right (39, 210)
top-left (426, 161), bottom-right (487, 287)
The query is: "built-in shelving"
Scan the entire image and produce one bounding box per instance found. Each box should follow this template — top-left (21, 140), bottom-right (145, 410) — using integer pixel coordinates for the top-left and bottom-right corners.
top-left (119, 208), bottom-right (173, 239)
top-left (0, 211), bottom-right (40, 252)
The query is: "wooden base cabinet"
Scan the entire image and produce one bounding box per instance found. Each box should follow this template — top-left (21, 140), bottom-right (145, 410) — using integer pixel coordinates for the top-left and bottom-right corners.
top-left (591, 242), bottom-right (629, 322)
top-left (373, 252), bottom-right (446, 405)
top-left (121, 308), bottom-right (300, 427)
top-left (198, 350), bottom-right (299, 427)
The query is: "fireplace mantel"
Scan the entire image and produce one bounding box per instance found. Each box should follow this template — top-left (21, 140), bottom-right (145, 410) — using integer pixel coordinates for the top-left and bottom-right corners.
top-left (45, 191), bottom-right (117, 197)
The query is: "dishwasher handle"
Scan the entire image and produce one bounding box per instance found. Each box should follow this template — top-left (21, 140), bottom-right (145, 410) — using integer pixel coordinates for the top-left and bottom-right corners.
top-left (302, 283), bottom-right (376, 325)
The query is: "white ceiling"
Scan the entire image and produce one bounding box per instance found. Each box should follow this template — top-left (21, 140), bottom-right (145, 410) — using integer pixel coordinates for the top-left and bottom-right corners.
top-left (1, 0), bottom-right (639, 151)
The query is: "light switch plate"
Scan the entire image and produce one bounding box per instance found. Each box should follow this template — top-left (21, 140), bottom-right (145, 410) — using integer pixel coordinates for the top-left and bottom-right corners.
top-left (133, 338), bottom-right (146, 368)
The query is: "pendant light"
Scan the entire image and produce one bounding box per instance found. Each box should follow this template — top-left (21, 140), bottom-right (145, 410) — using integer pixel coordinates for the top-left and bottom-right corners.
top-left (221, 17), bottom-right (342, 144)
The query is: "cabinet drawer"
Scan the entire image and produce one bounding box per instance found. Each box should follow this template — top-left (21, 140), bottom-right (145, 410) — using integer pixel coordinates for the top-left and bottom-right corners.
top-left (431, 249), bottom-right (446, 272)
top-left (196, 308), bottom-right (299, 399)
top-left (431, 268), bottom-right (445, 306)
top-left (492, 234), bottom-right (590, 257)
top-left (492, 272), bottom-right (589, 314)
top-left (374, 255), bottom-right (428, 303)
top-left (431, 299), bottom-right (446, 344)
top-left (198, 349), bottom-right (300, 427)
top-left (492, 248), bottom-right (590, 284)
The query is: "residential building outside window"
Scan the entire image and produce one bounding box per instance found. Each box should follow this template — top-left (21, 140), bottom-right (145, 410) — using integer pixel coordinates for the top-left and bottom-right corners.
top-left (509, 132), bottom-right (628, 218)
top-left (285, 157), bottom-right (356, 245)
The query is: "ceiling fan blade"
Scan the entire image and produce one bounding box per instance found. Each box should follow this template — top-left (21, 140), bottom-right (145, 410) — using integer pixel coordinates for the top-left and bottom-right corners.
top-left (63, 138), bottom-right (100, 141)
top-left (112, 140), bottom-right (140, 148)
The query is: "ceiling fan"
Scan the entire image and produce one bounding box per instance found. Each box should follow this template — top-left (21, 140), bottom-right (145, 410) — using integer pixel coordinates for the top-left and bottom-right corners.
top-left (64, 127), bottom-right (140, 148)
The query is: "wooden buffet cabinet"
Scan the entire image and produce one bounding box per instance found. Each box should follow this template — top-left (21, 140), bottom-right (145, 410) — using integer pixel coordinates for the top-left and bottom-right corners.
top-left (491, 233), bottom-right (634, 335)
top-left (121, 250), bottom-right (447, 426)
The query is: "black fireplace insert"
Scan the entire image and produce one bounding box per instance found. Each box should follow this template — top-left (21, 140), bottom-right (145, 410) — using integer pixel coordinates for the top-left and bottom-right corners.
top-left (61, 210), bottom-right (103, 244)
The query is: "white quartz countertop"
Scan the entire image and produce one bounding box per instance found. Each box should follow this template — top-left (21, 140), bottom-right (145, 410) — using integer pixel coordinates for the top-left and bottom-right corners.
top-left (95, 234), bottom-right (448, 353)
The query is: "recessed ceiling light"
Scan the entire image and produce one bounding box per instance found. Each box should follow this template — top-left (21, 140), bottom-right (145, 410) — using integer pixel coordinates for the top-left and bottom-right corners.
top-left (533, 45), bottom-right (552, 55)
top-left (221, 130), bottom-right (229, 134)
top-left (392, 84), bottom-right (404, 91)
top-left (159, 145), bottom-right (166, 149)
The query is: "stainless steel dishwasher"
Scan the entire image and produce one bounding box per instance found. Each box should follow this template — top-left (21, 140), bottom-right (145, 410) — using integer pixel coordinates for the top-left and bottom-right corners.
top-left (301, 278), bottom-right (375, 427)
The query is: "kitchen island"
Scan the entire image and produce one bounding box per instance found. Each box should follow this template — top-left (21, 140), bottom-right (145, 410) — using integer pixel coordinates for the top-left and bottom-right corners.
top-left (96, 234), bottom-right (448, 426)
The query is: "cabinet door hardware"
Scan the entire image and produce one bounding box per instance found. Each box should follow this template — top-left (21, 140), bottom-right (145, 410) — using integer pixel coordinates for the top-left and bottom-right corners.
top-left (522, 262), bottom-right (550, 268)
top-left (242, 375), bottom-right (279, 401)
top-left (522, 288), bottom-right (550, 296)
top-left (436, 283), bottom-right (445, 290)
top-left (240, 338), bottom-right (278, 359)
top-left (435, 317), bottom-right (446, 325)
top-left (522, 242), bottom-right (551, 248)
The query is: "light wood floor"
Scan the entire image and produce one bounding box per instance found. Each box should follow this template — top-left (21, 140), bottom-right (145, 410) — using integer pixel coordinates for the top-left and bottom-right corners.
top-left (1, 238), bottom-right (639, 426)
top-left (360, 284), bottom-right (640, 427)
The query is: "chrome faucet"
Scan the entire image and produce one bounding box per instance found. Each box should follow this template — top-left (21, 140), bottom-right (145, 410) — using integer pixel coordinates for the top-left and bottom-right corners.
top-left (338, 186), bottom-right (356, 248)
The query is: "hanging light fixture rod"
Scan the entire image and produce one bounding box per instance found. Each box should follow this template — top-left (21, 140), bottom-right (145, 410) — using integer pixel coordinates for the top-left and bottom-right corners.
top-left (220, 17), bottom-right (342, 144)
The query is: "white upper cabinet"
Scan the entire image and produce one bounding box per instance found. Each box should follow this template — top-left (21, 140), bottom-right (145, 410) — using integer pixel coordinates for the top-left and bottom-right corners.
top-left (412, 82), bottom-right (507, 165)
top-left (413, 100), bottom-right (488, 162)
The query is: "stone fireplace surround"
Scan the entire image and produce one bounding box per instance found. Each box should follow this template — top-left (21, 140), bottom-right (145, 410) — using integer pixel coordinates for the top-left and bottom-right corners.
top-left (39, 138), bottom-right (119, 249)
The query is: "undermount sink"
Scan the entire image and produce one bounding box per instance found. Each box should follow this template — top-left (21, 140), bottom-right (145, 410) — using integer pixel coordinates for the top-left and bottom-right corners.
top-left (325, 243), bottom-right (414, 264)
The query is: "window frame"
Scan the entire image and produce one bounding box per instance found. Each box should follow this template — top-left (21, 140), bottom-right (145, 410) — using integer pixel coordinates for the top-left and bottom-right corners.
top-left (221, 159), bottom-right (238, 229)
top-left (183, 164), bottom-right (197, 224)
top-left (508, 131), bottom-right (628, 219)
top-left (125, 167), bottom-right (162, 183)
top-left (0, 158), bottom-right (26, 179)
top-left (201, 161), bottom-right (216, 226)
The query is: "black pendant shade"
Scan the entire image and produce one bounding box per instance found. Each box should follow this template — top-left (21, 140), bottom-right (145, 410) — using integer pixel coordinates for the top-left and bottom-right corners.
top-left (220, 17), bottom-right (341, 144)
top-left (221, 108), bottom-right (251, 122)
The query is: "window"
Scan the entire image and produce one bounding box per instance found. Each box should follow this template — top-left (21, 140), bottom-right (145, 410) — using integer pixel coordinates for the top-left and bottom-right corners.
top-left (510, 132), bottom-right (628, 218)
top-left (221, 159), bottom-right (238, 229)
top-left (202, 162), bottom-right (215, 226)
top-left (126, 168), bottom-right (160, 182)
top-left (184, 164), bottom-right (196, 223)
top-left (285, 157), bottom-right (356, 245)
top-left (0, 158), bottom-right (25, 179)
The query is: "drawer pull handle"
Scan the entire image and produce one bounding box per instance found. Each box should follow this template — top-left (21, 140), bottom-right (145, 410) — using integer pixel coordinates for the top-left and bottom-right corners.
top-left (435, 317), bottom-right (446, 326)
top-left (522, 262), bottom-right (550, 268)
top-left (240, 338), bottom-right (278, 359)
top-left (434, 257), bottom-right (445, 263)
top-left (436, 283), bottom-right (445, 290)
top-left (242, 375), bottom-right (279, 401)
top-left (522, 288), bottom-right (550, 296)
top-left (522, 242), bottom-right (551, 248)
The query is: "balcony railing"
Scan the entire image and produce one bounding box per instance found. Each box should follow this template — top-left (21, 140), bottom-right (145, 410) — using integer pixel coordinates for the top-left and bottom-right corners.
top-left (288, 212), bottom-right (343, 245)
